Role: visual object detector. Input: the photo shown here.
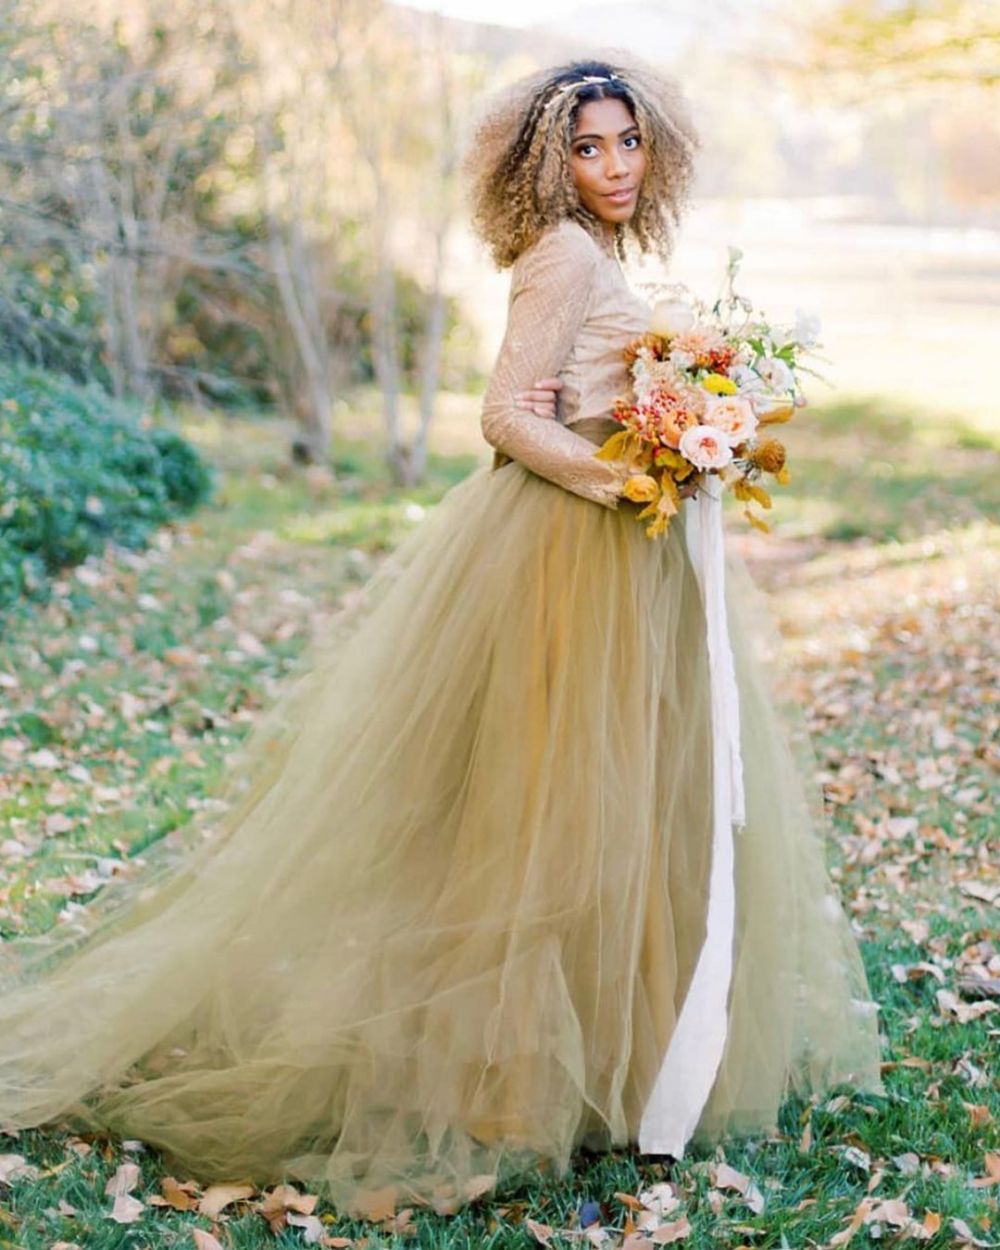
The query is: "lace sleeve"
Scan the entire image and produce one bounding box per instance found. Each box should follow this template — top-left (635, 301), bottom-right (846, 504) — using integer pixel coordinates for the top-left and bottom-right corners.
top-left (480, 222), bottom-right (628, 509)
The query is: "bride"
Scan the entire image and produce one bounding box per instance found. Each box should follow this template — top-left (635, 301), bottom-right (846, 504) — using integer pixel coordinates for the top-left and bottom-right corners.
top-left (0, 55), bottom-right (885, 1219)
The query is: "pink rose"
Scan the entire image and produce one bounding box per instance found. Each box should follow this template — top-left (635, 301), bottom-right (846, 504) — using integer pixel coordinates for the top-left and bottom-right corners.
top-left (678, 424), bottom-right (734, 471)
top-left (701, 395), bottom-right (758, 447)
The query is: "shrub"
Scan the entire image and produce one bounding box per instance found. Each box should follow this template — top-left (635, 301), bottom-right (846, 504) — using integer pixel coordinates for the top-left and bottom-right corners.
top-left (0, 362), bottom-right (212, 613)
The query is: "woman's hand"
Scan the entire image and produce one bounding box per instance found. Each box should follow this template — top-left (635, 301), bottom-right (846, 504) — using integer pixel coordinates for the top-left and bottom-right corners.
top-left (514, 377), bottom-right (563, 419)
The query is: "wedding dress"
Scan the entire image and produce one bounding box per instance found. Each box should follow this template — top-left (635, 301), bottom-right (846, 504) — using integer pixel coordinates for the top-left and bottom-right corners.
top-left (0, 218), bottom-right (885, 1218)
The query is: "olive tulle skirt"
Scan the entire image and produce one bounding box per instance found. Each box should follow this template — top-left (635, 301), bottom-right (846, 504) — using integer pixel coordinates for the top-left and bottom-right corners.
top-left (0, 429), bottom-right (885, 1217)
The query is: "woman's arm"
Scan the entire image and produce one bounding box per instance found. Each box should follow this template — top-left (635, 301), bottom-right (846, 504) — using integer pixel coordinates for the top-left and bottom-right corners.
top-left (480, 223), bottom-right (628, 509)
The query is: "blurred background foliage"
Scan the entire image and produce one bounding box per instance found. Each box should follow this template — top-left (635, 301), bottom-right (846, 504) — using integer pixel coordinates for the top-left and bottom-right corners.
top-left (0, 0), bottom-right (997, 610)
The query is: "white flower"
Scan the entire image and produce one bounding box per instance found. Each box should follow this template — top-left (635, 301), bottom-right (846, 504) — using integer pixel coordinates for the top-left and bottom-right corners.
top-left (726, 362), bottom-right (766, 393)
top-left (679, 424), bottom-right (734, 471)
top-left (793, 307), bottom-right (821, 346)
top-left (650, 299), bottom-right (696, 337)
top-left (701, 395), bottom-right (758, 447)
top-left (756, 356), bottom-right (794, 393)
top-left (668, 347), bottom-right (696, 370)
top-left (772, 308), bottom-right (821, 349)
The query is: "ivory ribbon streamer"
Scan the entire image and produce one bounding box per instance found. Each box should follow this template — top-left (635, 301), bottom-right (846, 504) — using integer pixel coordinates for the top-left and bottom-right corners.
top-left (637, 477), bottom-right (746, 1156)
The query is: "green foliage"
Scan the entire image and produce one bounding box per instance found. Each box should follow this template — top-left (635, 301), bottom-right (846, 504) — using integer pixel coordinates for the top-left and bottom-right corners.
top-left (0, 362), bottom-right (212, 613)
top-left (0, 244), bottom-right (110, 389)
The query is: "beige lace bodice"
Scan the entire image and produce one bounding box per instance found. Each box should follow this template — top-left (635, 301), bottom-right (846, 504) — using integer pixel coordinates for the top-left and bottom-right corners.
top-left (480, 218), bottom-right (651, 509)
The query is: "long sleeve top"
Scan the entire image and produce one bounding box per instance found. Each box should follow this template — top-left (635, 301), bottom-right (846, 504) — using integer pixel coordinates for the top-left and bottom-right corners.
top-left (480, 218), bottom-right (652, 509)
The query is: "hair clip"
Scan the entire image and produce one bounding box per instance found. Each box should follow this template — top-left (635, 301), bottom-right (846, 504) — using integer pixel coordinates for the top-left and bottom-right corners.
top-left (543, 72), bottom-right (620, 110)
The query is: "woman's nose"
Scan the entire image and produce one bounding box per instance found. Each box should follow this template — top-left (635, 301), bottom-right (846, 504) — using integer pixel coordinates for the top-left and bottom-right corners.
top-left (605, 149), bottom-right (629, 178)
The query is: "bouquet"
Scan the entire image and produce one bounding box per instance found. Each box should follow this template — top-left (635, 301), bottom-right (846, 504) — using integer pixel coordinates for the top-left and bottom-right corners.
top-left (595, 247), bottom-right (824, 537)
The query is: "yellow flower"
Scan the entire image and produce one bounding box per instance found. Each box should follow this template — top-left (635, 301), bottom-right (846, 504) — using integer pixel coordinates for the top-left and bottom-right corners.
top-left (701, 372), bottom-right (737, 395)
top-left (749, 437), bottom-right (786, 475)
top-left (595, 429), bottom-right (652, 473)
top-left (733, 480), bottom-right (772, 509)
top-left (758, 402), bottom-right (795, 425)
top-left (622, 473), bottom-right (659, 503)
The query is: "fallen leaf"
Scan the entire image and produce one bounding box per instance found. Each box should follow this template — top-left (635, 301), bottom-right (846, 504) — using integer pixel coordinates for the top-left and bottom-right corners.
top-left (951, 1216), bottom-right (993, 1246)
top-left (937, 988), bottom-right (997, 1024)
top-left (526, 1218), bottom-right (556, 1246)
top-left (258, 1183), bottom-right (319, 1233)
top-left (104, 1161), bottom-right (141, 1196)
top-left (108, 1193), bottom-right (145, 1224)
top-left (0, 1153), bottom-right (40, 1183)
top-left (148, 1175), bottom-right (199, 1211)
top-left (970, 1151), bottom-right (1000, 1188)
top-left (193, 1231), bottom-right (225, 1250)
top-left (965, 1103), bottom-right (994, 1128)
top-left (287, 1211), bottom-right (328, 1243)
top-left (710, 1163), bottom-right (765, 1214)
top-left (198, 1182), bottom-right (256, 1219)
top-left (463, 1173), bottom-right (496, 1201)
top-left (346, 1184), bottom-right (396, 1224)
top-left (867, 1198), bottom-right (911, 1228)
top-left (828, 1197), bottom-right (874, 1246)
top-left (651, 1215), bottom-right (692, 1243)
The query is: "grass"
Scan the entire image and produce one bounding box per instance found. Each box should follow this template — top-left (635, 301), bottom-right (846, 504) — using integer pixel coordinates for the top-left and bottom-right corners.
top-left (0, 393), bottom-right (997, 1248)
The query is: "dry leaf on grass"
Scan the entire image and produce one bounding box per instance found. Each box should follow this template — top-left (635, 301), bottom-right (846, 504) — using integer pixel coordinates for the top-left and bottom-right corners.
top-left (970, 1152), bottom-right (1000, 1188)
top-left (709, 1163), bottom-right (765, 1214)
top-left (0, 1153), bottom-right (40, 1183)
top-left (192, 1230), bottom-right (225, 1250)
top-left (936, 989), bottom-right (998, 1025)
top-left (347, 1183), bottom-right (397, 1223)
top-left (651, 1214), bottom-right (692, 1243)
top-left (526, 1218), bottom-right (559, 1246)
top-left (463, 1172), bottom-right (497, 1201)
top-left (147, 1174), bottom-right (200, 1211)
top-left (198, 1182), bottom-right (256, 1219)
top-left (108, 1193), bottom-right (145, 1224)
top-left (287, 1211), bottom-right (328, 1243)
top-left (951, 1216), bottom-right (994, 1247)
top-left (104, 1161), bottom-right (141, 1195)
top-left (258, 1183), bottom-right (319, 1232)
top-left (827, 1195), bottom-right (950, 1246)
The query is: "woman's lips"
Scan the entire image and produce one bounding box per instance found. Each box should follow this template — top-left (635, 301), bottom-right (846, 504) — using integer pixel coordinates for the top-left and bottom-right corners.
top-left (604, 186), bottom-right (636, 204)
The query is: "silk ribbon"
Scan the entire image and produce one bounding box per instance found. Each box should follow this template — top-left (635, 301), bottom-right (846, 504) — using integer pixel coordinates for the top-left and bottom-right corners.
top-left (637, 478), bottom-right (745, 1155)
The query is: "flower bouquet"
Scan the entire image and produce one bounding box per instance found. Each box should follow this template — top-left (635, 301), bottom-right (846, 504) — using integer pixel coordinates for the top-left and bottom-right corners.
top-left (595, 247), bottom-right (824, 537)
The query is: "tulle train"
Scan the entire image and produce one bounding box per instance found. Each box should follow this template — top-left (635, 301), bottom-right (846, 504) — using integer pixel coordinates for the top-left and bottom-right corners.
top-left (0, 446), bottom-right (885, 1216)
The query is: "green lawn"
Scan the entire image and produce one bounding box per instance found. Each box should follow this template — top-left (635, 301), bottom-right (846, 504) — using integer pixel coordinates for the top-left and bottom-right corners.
top-left (0, 396), bottom-right (996, 1249)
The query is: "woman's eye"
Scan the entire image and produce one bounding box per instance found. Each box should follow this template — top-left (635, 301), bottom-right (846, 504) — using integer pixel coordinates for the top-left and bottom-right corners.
top-left (624, 134), bottom-right (640, 149)
top-left (576, 143), bottom-right (597, 158)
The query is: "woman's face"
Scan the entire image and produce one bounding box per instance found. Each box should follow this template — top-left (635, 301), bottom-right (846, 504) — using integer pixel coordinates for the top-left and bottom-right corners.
top-left (569, 96), bottom-right (647, 230)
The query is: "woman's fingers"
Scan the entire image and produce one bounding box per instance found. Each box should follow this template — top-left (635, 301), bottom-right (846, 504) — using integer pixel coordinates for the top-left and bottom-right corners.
top-left (514, 378), bottom-right (563, 417)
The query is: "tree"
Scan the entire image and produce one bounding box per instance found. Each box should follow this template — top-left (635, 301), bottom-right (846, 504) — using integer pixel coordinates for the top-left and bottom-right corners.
top-left (778, 0), bottom-right (999, 99)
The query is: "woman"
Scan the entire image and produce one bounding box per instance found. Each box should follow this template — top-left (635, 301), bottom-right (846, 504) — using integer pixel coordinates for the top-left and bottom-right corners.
top-left (0, 56), bottom-right (885, 1219)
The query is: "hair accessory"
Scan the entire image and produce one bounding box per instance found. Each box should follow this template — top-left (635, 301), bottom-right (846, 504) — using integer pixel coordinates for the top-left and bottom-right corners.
top-left (543, 72), bottom-right (620, 110)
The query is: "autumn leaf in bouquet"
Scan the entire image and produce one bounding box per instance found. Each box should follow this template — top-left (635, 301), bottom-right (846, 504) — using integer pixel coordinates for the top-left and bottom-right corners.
top-left (596, 245), bottom-right (828, 536)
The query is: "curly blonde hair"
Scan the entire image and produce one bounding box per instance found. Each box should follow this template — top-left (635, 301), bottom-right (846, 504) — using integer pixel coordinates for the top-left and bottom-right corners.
top-left (462, 53), bottom-right (701, 269)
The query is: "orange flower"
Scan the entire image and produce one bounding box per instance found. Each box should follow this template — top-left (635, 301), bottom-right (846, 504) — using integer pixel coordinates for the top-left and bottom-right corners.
top-left (658, 407), bottom-right (698, 450)
top-left (624, 333), bottom-right (668, 366)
